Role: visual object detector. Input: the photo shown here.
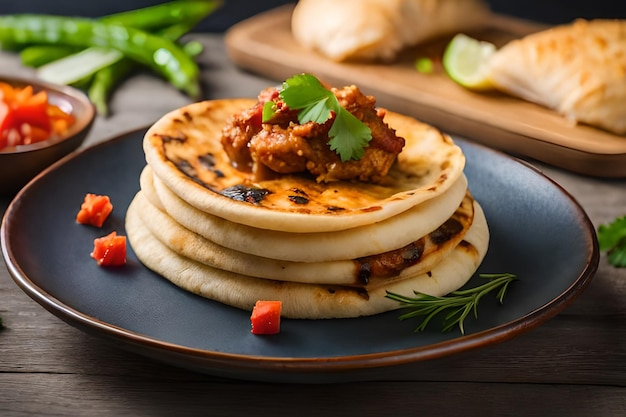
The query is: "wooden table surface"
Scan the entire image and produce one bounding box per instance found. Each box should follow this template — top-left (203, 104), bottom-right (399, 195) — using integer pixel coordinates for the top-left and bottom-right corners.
top-left (1, 33), bottom-right (626, 417)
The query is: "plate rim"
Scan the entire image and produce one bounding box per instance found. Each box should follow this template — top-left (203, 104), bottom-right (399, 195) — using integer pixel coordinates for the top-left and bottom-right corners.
top-left (1, 127), bottom-right (600, 378)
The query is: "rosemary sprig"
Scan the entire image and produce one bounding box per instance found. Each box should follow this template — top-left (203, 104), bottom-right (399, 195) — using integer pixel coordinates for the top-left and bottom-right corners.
top-left (385, 273), bottom-right (518, 335)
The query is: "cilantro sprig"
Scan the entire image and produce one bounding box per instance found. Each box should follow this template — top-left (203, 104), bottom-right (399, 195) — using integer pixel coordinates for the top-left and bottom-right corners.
top-left (386, 273), bottom-right (518, 334)
top-left (262, 74), bottom-right (372, 162)
top-left (598, 215), bottom-right (626, 268)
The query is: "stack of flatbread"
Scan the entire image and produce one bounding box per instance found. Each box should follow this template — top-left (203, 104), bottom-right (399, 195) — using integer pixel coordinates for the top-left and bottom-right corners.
top-left (125, 98), bottom-right (490, 319)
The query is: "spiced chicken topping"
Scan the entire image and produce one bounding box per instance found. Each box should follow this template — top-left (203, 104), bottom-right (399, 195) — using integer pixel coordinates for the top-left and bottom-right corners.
top-left (221, 84), bottom-right (405, 183)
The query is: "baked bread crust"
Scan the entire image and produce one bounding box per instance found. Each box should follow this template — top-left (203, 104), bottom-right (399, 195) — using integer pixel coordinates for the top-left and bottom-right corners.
top-left (142, 99), bottom-right (466, 233)
top-left (291, 0), bottom-right (490, 62)
top-left (490, 19), bottom-right (626, 135)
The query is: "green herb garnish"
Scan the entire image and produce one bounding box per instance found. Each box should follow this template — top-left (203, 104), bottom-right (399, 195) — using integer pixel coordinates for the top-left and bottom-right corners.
top-left (415, 57), bottom-right (434, 74)
top-left (598, 215), bottom-right (626, 268)
top-left (386, 273), bottom-right (518, 334)
top-left (262, 73), bottom-right (372, 162)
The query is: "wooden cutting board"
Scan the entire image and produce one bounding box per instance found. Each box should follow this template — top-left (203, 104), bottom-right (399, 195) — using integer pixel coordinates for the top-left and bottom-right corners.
top-left (225, 5), bottom-right (626, 177)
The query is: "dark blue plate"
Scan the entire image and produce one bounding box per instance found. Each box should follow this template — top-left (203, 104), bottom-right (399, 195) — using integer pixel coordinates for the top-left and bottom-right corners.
top-left (1, 129), bottom-right (599, 383)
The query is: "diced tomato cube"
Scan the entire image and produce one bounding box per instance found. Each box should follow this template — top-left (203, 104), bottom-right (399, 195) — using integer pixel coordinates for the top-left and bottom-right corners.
top-left (250, 300), bottom-right (282, 335)
top-left (0, 82), bottom-right (74, 149)
top-left (91, 231), bottom-right (127, 267)
top-left (12, 90), bottom-right (51, 131)
top-left (76, 193), bottom-right (113, 227)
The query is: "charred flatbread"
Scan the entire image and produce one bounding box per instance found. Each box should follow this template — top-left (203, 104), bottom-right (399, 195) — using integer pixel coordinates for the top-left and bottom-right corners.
top-left (145, 165), bottom-right (469, 262)
top-left (127, 189), bottom-right (475, 287)
top-left (126, 196), bottom-right (489, 319)
top-left (143, 99), bottom-right (466, 233)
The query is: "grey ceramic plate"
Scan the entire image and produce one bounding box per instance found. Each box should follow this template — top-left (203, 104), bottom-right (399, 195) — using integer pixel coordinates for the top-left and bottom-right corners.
top-left (1, 129), bottom-right (599, 383)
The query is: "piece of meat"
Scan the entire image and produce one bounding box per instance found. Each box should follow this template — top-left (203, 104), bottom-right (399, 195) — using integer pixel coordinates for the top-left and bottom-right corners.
top-left (334, 85), bottom-right (405, 155)
top-left (249, 123), bottom-right (317, 176)
top-left (220, 102), bottom-right (262, 171)
top-left (310, 85), bottom-right (405, 182)
top-left (220, 84), bottom-right (405, 183)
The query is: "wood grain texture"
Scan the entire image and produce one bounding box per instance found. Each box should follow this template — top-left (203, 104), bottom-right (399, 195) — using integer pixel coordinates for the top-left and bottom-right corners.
top-left (1, 33), bottom-right (626, 417)
top-left (225, 5), bottom-right (626, 177)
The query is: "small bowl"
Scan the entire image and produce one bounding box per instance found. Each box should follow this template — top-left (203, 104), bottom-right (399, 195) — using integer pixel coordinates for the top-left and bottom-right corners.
top-left (0, 75), bottom-right (95, 196)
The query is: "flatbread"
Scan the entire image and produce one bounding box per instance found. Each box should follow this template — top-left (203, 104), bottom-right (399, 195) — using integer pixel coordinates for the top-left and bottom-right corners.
top-left (127, 189), bottom-right (474, 287)
top-left (146, 165), bottom-right (470, 262)
top-left (126, 196), bottom-right (489, 319)
top-left (139, 166), bottom-right (165, 211)
top-left (143, 99), bottom-right (466, 233)
top-left (490, 19), bottom-right (626, 135)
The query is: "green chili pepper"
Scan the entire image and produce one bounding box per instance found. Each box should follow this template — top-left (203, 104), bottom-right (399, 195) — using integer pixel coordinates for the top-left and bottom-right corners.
top-left (70, 73), bottom-right (95, 91)
top-left (87, 20), bottom-right (208, 116)
top-left (87, 21), bottom-right (203, 116)
top-left (159, 22), bottom-right (203, 42)
top-left (182, 40), bottom-right (204, 57)
top-left (88, 59), bottom-right (136, 116)
top-left (18, 1), bottom-right (219, 69)
top-left (0, 15), bottom-right (200, 98)
top-left (100, 0), bottom-right (222, 32)
top-left (20, 45), bottom-right (78, 67)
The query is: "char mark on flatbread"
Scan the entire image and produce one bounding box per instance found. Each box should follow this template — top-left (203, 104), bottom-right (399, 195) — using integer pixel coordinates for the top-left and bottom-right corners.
top-left (143, 99), bottom-right (466, 232)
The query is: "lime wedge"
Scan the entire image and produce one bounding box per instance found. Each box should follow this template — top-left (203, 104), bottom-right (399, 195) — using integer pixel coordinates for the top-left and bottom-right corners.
top-left (443, 33), bottom-right (496, 90)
